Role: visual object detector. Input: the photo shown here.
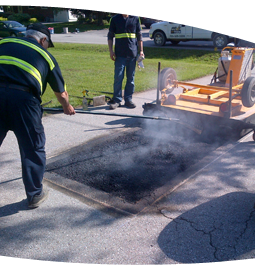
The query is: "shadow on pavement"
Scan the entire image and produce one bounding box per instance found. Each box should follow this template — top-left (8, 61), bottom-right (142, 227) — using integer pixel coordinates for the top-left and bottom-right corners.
top-left (0, 199), bottom-right (28, 217)
top-left (158, 191), bottom-right (255, 263)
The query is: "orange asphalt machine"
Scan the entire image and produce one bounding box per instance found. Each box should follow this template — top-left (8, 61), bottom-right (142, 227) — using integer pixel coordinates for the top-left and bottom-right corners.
top-left (143, 46), bottom-right (255, 140)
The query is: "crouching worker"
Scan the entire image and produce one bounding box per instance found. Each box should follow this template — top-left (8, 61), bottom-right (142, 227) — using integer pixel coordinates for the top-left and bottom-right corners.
top-left (0, 23), bottom-right (75, 208)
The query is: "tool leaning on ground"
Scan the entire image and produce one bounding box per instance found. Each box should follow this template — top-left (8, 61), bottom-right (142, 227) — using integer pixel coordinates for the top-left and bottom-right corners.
top-left (43, 107), bottom-right (202, 135)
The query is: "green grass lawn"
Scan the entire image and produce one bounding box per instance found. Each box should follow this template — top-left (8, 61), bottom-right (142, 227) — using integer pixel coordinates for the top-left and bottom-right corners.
top-left (43, 43), bottom-right (220, 108)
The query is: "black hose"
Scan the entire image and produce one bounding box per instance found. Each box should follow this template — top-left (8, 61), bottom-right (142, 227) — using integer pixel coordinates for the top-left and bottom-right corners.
top-left (43, 107), bottom-right (202, 134)
top-left (43, 107), bottom-right (179, 121)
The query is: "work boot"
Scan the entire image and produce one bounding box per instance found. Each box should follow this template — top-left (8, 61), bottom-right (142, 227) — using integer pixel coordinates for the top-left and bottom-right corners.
top-left (109, 100), bottom-right (121, 110)
top-left (125, 100), bottom-right (136, 108)
top-left (28, 188), bottom-right (49, 209)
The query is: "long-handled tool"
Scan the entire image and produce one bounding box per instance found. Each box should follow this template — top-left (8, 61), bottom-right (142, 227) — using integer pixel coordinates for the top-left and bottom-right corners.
top-left (43, 107), bottom-right (202, 134)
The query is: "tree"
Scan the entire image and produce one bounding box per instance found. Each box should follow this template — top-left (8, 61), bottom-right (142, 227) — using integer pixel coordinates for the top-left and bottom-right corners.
top-left (67, 5), bottom-right (114, 25)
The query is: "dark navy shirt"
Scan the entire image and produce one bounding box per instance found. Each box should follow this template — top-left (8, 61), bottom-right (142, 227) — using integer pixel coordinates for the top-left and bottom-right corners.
top-left (0, 36), bottom-right (66, 103)
top-left (108, 14), bottom-right (142, 58)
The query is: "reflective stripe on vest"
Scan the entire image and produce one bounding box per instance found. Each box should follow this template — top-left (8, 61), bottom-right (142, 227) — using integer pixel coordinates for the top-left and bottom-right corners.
top-left (115, 33), bottom-right (136, 39)
top-left (0, 55), bottom-right (42, 93)
top-left (0, 38), bottom-right (55, 70)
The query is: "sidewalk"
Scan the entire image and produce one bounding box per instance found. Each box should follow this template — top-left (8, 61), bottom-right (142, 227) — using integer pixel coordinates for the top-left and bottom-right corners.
top-left (1, 75), bottom-right (255, 267)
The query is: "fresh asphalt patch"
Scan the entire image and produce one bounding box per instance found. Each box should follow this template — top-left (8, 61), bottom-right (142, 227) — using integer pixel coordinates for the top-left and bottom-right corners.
top-left (44, 121), bottom-right (229, 216)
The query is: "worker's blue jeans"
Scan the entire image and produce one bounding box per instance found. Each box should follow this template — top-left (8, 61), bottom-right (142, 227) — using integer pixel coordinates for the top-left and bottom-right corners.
top-left (0, 87), bottom-right (45, 203)
top-left (113, 56), bottom-right (136, 103)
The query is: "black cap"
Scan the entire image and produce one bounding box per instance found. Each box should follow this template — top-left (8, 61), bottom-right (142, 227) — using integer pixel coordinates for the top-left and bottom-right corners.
top-left (26, 23), bottom-right (54, 47)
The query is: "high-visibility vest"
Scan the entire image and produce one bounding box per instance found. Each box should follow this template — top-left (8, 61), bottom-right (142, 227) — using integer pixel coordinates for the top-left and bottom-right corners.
top-left (108, 14), bottom-right (142, 58)
top-left (0, 37), bottom-right (66, 102)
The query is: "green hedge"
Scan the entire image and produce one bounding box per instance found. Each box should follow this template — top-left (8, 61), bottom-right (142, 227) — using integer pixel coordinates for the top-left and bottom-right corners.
top-left (7, 13), bottom-right (30, 23)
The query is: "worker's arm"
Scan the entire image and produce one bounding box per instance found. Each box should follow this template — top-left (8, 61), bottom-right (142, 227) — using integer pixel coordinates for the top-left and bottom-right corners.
top-left (54, 91), bottom-right (76, 115)
top-left (107, 17), bottom-right (116, 61)
top-left (138, 40), bottom-right (144, 58)
top-left (136, 21), bottom-right (144, 58)
top-left (108, 39), bottom-right (116, 61)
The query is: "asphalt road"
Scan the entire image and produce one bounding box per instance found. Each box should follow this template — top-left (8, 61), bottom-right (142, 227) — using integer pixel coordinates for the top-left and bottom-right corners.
top-left (51, 28), bottom-right (217, 51)
top-left (45, 120), bottom-right (229, 215)
top-left (43, 71), bottom-right (255, 217)
top-left (2, 74), bottom-right (255, 265)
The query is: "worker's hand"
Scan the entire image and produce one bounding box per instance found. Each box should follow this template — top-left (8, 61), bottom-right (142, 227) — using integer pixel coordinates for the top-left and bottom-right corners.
top-left (110, 51), bottom-right (116, 61)
top-left (54, 91), bottom-right (75, 115)
top-left (63, 104), bottom-right (76, 115)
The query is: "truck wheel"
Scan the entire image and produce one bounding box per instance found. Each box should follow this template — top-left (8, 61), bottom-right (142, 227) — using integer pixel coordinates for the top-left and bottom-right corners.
top-left (213, 34), bottom-right (228, 48)
top-left (160, 68), bottom-right (177, 92)
top-left (153, 31), bottom-right (166, 46)
top-left (241, 76), bottom-right (255, 107)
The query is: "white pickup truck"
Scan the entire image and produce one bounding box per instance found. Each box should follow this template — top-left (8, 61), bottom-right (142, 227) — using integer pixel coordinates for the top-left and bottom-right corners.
top-left (149, 22), bottom-right (235, 48)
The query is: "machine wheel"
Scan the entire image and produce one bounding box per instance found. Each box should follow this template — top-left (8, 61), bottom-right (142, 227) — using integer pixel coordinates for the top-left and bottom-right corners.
top-left (213, 34), bottom-right (228, 48)
top-left (153, 31), bottom-right (166, 46)
top-left (241, 76), bottom-right (255, 107)
top-left (160, 68), bottom-right (177, 93)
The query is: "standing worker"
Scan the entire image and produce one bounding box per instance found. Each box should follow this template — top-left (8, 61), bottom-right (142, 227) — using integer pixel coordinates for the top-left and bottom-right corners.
top-left (107, 14), bottom-right (144, 109)
top-left (0, 23), bottom-right (75, 208)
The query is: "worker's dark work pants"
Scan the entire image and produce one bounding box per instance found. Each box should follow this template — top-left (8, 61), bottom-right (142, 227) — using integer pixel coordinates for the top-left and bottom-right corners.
top-left (113, 56), bottom-right (136, 103)
top-left (0, 87), bottom-right (46, 202)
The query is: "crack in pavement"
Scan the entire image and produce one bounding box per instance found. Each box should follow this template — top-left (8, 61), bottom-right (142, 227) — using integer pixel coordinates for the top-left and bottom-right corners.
top-left (159, 206), bottom-right (255, 262)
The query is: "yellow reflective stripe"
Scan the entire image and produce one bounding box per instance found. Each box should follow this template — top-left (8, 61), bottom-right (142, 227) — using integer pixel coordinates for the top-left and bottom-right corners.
top-left (115, 33), bottom-right (136, 39)
top-left (0, 38), bottom-right (55, 70)
top-left (0, 55), bottom-right (42, 93)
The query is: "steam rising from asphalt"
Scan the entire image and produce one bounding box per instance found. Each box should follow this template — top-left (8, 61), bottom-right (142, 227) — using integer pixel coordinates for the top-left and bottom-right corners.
top-left (105, 108), bottom-right (224, 176)
top-left (46, 110), bottom-right (224, 203)
top-left (105, 112), bottom-right (200, 172)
